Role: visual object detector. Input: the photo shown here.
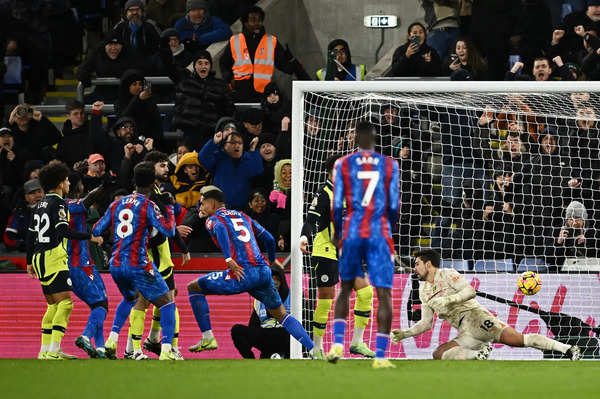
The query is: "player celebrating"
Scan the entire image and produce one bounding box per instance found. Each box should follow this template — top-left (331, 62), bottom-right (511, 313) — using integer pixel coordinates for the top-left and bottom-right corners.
top-left (327, 121), bottom-right (399, 369)
top-left (123, 151), bottom-right (190, 360)
top-left (66, 174), bottom-right (109, 359)
top-left (391, 249), bottom-right (582, 361)
top-left (26, 162), bottom-right (103, 360)
top-left (300, 154), bottom-right (375, 359)
top-left (186, 189), bottom-right (314, 353)
top-left (92, 162), bottom-right (179, 360)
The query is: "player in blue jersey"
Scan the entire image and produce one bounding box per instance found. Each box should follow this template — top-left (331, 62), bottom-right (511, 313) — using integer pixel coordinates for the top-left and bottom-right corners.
top-left (92, 162), bottom-right (179, 360)
top-left (327, 121), bottom-right (399, 369)
top-left (186, 189), bottom-right (314, 354)
top-left (66, 174), bottom-right (108, 358)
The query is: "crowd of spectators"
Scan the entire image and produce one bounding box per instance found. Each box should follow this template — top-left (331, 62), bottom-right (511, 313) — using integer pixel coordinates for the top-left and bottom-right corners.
top-left (2, 1), bottom-right (600, 272)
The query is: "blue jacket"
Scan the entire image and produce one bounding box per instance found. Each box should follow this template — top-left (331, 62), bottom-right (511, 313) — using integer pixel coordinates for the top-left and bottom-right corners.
top-left (198, 139), bottom-right (264, 210)
top-left (174, 15), bottom-right (232, 50)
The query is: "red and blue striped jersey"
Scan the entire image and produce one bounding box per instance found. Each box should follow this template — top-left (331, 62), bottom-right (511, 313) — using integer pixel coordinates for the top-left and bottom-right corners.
top-left (67, 199), bottom-right (93, 268)
top-left (332, 150), bottom-right (399, 241)
top-left (92, 193), bottom-right (175, 268)
top-left (205, 207), bottom-right (276, 269)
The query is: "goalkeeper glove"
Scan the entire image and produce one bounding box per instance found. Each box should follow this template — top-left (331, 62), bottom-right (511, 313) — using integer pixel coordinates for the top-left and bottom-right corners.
top-left (391, 329), bottom-right (410, 343)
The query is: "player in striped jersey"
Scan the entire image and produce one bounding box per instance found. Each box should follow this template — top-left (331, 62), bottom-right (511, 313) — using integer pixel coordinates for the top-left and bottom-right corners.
top-left (300, 154), bottom-right (375, 359)
top-left (123, 152), bottom-right (190, 360)
top-left (66, 174), bottom-right (108, 358)
top-left (92, 162), bottom-right (179, 360)
top-left (328, 121), bottom-right (399, 369)
top-left (186, 189), bottom-right (313, 353)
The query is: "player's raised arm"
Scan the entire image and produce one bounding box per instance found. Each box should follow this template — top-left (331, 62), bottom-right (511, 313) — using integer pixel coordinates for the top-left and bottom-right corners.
top-left (387, 158), bottom-right (400, 226)
top-left (391, 302), bottom-right (435, 343)
top-left (92, 201), bottom-right (116, 237)
top-left (332, 158), bottom-right (345, 240)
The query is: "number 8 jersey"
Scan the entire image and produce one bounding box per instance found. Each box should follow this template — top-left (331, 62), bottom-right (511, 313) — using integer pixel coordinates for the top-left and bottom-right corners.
top-left (92, 193), bottom-right (175, 269)
top-left (332, 150), bottom-right (399, 242)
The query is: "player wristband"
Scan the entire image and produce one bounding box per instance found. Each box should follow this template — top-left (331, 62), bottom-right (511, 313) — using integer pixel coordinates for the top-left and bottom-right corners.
top-left (225, 257), bottom-right (232, 263)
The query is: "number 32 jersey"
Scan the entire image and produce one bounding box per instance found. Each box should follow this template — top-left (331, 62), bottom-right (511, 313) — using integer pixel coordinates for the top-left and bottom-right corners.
top-left (332, 150), bottom-right (399, 242)
top-left (92, 193), bottom-right (175, 269)
top-left (29, 193), bottom-right (70, 272)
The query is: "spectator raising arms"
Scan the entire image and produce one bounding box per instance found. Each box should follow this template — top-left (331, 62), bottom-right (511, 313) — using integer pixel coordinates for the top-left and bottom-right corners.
top-left (160, 37), bottom-right (234, 150)
top-left (57, 101), bottom-right (93, 169)
top-left (390, 22), bottom-right (442, 77)
top-left (197, 129), bottom-right (263, 211)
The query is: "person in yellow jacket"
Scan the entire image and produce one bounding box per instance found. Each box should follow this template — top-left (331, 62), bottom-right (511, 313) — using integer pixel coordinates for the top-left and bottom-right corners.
top-left (316, 39), bottom-right (366, 81)
top-left (220, 5), bottom-right (310, 102)
top-left (169, 151), bottom-right (212, 209)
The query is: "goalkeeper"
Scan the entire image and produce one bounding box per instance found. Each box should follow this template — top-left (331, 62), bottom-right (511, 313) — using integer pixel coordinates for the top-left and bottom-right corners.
top-left (392, 249), bottom-right (582, 361)
top-left (300, 155), bottom-right (375, 359)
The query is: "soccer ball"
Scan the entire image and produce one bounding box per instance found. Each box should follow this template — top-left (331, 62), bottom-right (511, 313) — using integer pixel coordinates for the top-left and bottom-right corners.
top-left (518, 271), bottom-right (542, 295)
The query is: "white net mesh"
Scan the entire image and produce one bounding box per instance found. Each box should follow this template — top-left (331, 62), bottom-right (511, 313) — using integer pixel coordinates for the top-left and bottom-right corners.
top-left (297, 88), bottom-right (600, 360)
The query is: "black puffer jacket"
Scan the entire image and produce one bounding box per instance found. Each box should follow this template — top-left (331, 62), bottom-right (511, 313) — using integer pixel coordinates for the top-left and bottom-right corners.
top-left (161, 48), bottom-right (234, 146)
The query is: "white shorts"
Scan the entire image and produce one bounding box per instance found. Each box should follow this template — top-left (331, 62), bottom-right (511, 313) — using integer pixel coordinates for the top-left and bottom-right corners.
top-left (453, 308), bottom-right (508, 350)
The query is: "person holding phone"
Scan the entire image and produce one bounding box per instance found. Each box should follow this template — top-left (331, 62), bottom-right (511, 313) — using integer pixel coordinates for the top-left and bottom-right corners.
top-left (8, 104), bottom-right (61, 162)
top-left (443, 38), bottom-right (489, 80)
top-left (390, 22), bottom-right (442, 77)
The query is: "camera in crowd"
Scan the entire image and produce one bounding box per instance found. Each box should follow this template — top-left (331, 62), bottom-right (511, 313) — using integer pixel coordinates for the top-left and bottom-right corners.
top-left (132, 135), bottom-right (147, 146)
top-left (15, 105), bottom-right (33, 117)
top-left (450, 53), bottom-right (459, 63)
top-left (409, 35), bottom-right (420, 51)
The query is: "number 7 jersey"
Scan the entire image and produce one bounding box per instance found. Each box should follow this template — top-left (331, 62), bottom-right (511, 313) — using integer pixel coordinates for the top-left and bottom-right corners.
top-left (332, 150), bottom-right (399, 241)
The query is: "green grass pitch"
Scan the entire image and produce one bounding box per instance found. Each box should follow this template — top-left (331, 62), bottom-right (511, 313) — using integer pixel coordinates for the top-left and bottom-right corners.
top-left (2, 359), bottom-right (598, 399)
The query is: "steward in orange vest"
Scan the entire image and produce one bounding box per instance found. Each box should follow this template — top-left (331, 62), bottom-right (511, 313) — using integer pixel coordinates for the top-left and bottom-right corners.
top-left (220, 6), bottom-right (310, 102)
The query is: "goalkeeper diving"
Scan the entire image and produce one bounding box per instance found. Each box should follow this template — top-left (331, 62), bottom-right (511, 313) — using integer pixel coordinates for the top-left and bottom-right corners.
top-left (391, 249), bottom-right (582, 360)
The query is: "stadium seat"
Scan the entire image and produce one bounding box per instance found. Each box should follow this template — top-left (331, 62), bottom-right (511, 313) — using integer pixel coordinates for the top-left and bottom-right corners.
top-left (562, 258), bottom-right (600, 271)
top-left (517, 258), bottom-right (549, 273)
top-left (473, 259), bottom-right (514, 272)
top-left (441, 260), bottom-right (470, 271)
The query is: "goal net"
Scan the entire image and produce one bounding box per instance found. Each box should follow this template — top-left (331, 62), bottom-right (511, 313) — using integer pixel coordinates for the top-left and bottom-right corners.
top-left (290, 81), bottom-right (600, 360)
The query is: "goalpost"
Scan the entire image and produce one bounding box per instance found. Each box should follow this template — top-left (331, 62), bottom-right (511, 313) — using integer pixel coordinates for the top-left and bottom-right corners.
top-left (290, 81), bottom-right (600, 360)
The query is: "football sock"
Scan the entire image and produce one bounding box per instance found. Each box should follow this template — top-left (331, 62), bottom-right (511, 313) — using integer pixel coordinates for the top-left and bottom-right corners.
top-left (313, 299), bottom-right (332, 351)
top-left (149, 306), bottom-right (161, 342)
top-left (41, 303), bottom-right (58, 352)
top-left (524, 334), bottom-right (570, 353)
top-left (91, 306), bottom-right (107, 348)
top-left (173, 306), bottom-right (180, 348)
top-left (126, 331), bottom-right (133, 353)
top-left (130, 309), bottom-right (146, 352)
top-left (203, 330), bottom-right (215, 341)
top-left (189, 291), bottom-right (211, 332)
top-left (49, 298), bottom-right (73, 353)
top-left (375, 333), bottom-right (390, 359)
top-left (441, 346), bottom-right (478, 360)
top-left (332, 319), bottom-right (346, 346)
top-left (112, 298), bottom-right (136, 335)
top-left (352, 285), bottom-right (373, 345)
top-left (281, 313), bottom-right (314, 351)
top-left (159, 302), bottom-right (176, 345)
top-left (82, 309), bottom-right (95, 340)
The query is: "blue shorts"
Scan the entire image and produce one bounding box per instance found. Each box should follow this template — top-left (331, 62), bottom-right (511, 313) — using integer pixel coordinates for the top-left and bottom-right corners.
top-left (69, 266), bottom-right (107, 306)
top-left (110, 264), bottom-right (168, 303)
top-left (197, 265), bottom-right (282, 310)
top-left (339, 236), bottom-right (394, 288)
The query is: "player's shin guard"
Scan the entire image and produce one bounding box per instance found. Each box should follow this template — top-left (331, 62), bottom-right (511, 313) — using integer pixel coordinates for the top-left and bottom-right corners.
top-left (49, 298), bottom-right (73, 353)
top-left (159, 302), bottom-right (176, 345)
top-left (281, 313), bottom-right (314, 351)
top-left (111, 298), bottom-right (136, 336)
top-left (441, 346), bottom-right (478, 360)
top-left (523, 334), bottom-right (570, 354)
top-left (352, 285), bottom-right (373, 345)
top-left (375, 333), bottom-right (390, 359)
top-left (189, 291), bottom-right (211, 332)
top-left (91, 306), bottom-right (107, 348)
top-left (41, 304), bottom-right (58, 352)
top-left (313, 299), bottom-right (332, 350)
top-left (130, 309), bottom-right (146, 351)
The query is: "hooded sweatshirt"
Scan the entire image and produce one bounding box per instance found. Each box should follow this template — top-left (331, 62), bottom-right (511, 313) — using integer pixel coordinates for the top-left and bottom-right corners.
top-left (317, 39), bottom-right (365, 81)
top-left (170, 151), bottom-right (211, 208)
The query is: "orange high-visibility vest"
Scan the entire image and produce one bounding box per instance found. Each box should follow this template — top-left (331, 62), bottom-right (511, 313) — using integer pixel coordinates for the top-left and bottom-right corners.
top-left (230, 33), bottom-right (276, 93)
